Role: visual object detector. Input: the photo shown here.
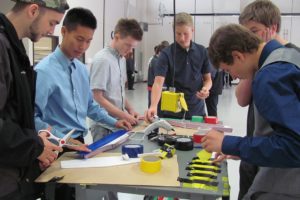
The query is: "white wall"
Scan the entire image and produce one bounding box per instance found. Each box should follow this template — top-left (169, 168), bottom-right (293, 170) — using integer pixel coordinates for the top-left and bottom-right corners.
top-left (0, 1), bottom-right (14, 14)
top-left (240, 0), bottom-right (300, 46)
top-left (142, 0), bottom-right (300, 82)
top-left (141, 0), bottom-right (241, 80)
top-left (52, 0), bottom-right (104, 65)
top-left (1, 0), bottom-right (300, 77)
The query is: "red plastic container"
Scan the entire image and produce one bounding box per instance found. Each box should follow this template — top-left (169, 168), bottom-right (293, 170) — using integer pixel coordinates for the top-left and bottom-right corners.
top-left (204, 116), bottom-right (218, 124)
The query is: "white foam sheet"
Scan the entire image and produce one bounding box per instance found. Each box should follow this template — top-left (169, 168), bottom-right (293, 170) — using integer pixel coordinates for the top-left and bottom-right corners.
top-left (61, 156), bottom-right (140, 169)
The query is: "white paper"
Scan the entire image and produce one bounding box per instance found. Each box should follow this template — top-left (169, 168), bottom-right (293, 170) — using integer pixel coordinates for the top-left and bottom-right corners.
top-left (61, 156), bottom-right (140, 169)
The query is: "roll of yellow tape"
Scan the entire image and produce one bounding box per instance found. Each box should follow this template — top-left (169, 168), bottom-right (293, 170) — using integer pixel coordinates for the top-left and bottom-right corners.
top-left (140, 155), bottom-right (161, 173)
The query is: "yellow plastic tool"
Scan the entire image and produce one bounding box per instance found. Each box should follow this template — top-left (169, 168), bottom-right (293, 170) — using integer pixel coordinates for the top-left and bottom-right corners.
top-left (197, 150), bottom-right (212, 161)
top-left (140, 155), bottom-right (162, 173)
top-left (159, 143), bottom-right (176, 159)
top-left (161, 91), bottom-right (188, 113)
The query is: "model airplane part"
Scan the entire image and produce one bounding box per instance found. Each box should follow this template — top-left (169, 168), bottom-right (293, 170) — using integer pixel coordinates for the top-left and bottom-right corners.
top-left (78, 130), bottom-right (131, 159)
top-left (143, 117), bottom-right (174, 135)
top-left (165, 119), bottom-right (233, 133)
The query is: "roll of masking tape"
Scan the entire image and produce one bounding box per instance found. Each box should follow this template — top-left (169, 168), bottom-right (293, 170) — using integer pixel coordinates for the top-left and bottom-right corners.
top-left (122, 144), bottom-right (144, 158)
top-left (140, 155), bottom-right (161, 173)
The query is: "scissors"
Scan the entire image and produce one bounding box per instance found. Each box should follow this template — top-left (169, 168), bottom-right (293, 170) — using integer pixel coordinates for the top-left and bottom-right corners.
top-left (38, 129), bottom-right (77, 147)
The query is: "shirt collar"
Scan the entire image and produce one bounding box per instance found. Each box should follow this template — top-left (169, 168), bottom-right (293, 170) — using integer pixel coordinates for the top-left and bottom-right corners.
top-left (189, 42), bottom-right (197, 51)
top-left (175, 41), bottom-right (195, 52)
top-left (54, 46), bottom-right (75, 70)
top-left (107, 46), bottom-right (122, 58)
top-left (258, 39), bottom-right (283, 67)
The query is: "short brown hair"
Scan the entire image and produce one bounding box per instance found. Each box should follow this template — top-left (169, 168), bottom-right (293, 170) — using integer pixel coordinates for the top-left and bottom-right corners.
top-left (114, 18), bottom-right (143, 41)
top-left (239, 0), bottom-right (281, 33)
top-left (208, 24), bottom-right (262, 68)
top-left (174, 12), bottom-right (193, 28)
top-left (156, 42), bottom-right (169, 54)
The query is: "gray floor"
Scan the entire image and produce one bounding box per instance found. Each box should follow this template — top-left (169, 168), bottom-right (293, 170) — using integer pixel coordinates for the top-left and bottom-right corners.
top-left (85, 82), bottom-right (248, 200)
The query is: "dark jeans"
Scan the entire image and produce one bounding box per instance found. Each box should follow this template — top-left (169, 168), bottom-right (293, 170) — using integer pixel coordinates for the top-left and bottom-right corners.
top-left (238, 102), bottom-right (257, 199)
top-left (56, 136), bottom-right (85, 200)
top-left (205, 94), bottom-right (219, 116)
top-left (127, 71), bottom-right (134, 89)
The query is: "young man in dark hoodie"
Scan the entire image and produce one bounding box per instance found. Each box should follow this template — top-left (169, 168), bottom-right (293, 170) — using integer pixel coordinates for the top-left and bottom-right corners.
top-left (0, 0), bottom-right (69, 199)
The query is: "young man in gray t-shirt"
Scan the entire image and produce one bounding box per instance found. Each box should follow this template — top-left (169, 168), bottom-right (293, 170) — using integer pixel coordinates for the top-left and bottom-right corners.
top-left (89, 18), bottom-right (143, 141)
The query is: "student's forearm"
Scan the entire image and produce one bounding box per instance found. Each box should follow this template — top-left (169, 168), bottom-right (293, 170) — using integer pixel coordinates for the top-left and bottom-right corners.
top-left (202, 79), bottom-right (212, 91)
top-left (125, 99), bottom-right (135, 113)
top-left (94, 95), bottom-right (124, 119)
top-left (150, 82), bottom-right (162, 108)
top-left (222, 134), bottom-right (300, 168)
top-left (202, 73), bottom-right (212, 91)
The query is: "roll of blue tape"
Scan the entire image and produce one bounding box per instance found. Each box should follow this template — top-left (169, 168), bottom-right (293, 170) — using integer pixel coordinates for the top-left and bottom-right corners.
top-left (122, 144), bottom-right (144, 158)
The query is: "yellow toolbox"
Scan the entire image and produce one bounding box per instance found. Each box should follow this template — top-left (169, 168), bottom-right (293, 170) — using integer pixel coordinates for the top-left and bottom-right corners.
top-left (161, 91), bottom-right (188, 113)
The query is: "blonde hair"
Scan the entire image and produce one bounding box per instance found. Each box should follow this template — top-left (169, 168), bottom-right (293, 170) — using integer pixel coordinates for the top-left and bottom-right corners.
top-left (174, 12), bottom-right (193, 27)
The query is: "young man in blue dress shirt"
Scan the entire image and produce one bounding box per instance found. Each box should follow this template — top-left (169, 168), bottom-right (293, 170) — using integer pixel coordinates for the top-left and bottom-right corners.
top-left (34, 8), bottom-right (131, 149)
top-left (34, 7), bottom-right (132, 200)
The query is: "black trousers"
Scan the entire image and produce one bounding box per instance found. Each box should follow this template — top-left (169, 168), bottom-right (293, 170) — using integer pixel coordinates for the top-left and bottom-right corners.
top-left (205, 94), bottom-right (219, 116)
top-left (127, 71), bottom-right (135, 89)
top-left (55, 136), bottom-right (85, 200)
top-left (238, 161), bottom-right (258, 200)
top-left (238, 103), bottom-right (257, 200)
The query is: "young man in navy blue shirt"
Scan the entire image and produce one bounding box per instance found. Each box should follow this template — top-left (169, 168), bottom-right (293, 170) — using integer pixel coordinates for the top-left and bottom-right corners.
top-left (145, 12), bottom-right (212, 121)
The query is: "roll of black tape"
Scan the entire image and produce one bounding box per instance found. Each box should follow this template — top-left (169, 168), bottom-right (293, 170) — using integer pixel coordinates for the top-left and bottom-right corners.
top-left (175, 137), bottom-right (193, 151)
top-left (156, 134), bottom-right (177, 146)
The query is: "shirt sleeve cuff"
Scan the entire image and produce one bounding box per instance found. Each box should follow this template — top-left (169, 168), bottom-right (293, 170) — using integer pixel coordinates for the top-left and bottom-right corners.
top-left (221, 135), bottom-right (242, 157)
top-left (105, 116), bottom-right (118, 127)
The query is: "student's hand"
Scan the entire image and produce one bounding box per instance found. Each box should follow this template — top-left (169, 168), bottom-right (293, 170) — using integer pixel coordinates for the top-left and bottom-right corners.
top-left (39, 161), bottom-right (50, 171)
top-left (261, 27), bottom-right (273, 42)
top-left (65, 138), bottom-right (91, 152)
top-left (123, 112), bottom-right (139, 125)
top-left (145, 106), bottom-right (157, 123)
top-left (196, 87), bottom-right (210, 100)
top-left (115, 119), bottom-right (132, 130)
top-left (212, 153), bottom-right (240, 163)
top-left (37, 133), bottom-right (62, 166)
top-left (128, 109), bottom-right (140, 120)
top-left (201, 129), bottom-right (224, 153)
